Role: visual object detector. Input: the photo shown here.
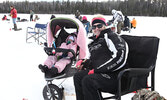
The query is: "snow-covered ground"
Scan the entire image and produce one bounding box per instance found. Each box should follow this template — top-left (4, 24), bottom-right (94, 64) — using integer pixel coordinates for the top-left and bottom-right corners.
top-left (0, 13), bottom-right (166, 100)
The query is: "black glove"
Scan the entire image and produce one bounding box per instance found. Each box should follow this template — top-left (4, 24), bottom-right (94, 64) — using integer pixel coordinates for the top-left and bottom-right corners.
top-left (62, 52), bottom-right (68, 57)
top-left (81, 59), bottom-right (92, 70)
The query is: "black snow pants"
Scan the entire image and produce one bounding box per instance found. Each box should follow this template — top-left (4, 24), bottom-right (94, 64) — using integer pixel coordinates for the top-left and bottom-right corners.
top-left (73, 70), bottom-right (118, 100)
top-left (30, 15), bottom-right (33, 21)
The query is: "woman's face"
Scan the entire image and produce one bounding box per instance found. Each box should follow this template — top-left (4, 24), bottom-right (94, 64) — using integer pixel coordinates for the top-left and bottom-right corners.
top-left (92, 23), bottom-right (105, 36)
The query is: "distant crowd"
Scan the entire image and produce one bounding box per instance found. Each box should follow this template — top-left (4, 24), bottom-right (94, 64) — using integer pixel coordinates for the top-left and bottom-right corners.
top-left (2, 5), bottom-right (137, 34)
top-left (74, 10), bottom-right (137, 34)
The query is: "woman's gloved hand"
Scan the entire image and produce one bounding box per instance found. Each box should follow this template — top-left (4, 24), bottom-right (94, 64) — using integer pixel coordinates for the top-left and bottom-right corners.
top-left (76, 59), bottom-right (83, 70)
top-left (76, 59), bottom-right (92, 70)
top-left (88, 69), bottom-right (94, 75)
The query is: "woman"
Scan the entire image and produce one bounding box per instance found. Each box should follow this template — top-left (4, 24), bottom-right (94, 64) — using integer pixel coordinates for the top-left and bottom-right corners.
top-left (73, 14), bottom-right (129, 100)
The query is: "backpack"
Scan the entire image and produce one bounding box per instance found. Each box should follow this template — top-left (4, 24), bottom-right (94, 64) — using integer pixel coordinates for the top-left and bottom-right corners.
top-left (132, 89), bottom-right (166, 100)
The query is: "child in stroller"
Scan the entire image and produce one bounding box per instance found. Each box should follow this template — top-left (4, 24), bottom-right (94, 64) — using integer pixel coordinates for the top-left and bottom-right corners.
top-left (39, 34), bottom-right (77, 77)
top-left (39, 17), bottom-right (88, 100)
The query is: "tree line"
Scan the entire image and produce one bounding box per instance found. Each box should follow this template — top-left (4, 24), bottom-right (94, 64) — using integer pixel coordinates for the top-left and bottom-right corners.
top-left (0, 0), bottom-right (167, 17)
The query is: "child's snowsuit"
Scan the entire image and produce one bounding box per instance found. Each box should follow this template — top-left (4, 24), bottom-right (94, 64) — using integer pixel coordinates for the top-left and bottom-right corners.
top-left (44, 35), bottom-right (77, 73)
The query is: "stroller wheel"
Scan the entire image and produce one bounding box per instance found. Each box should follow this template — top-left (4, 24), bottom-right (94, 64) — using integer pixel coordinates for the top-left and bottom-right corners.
top-left (43, 84), bottom-right (63, 100)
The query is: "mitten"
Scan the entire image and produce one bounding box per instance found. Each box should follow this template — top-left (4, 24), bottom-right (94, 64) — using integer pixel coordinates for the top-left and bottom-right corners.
top-left (76, 59), bottom-right (83, 69)
top-left (88, 69), bottom-right (94, 75)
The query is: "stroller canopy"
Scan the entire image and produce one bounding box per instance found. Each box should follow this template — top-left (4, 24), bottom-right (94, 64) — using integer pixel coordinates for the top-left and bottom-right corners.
top-left (47, 17), bottom-right (88, 59)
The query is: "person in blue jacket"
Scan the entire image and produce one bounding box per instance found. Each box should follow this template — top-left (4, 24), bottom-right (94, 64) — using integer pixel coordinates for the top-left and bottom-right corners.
top-left (81, 16), bottom-right (90, 35)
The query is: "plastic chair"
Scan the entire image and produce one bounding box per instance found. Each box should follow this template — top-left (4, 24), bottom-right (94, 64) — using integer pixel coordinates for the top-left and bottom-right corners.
top-left (98, 35), bottom-right (160, 100)
top-left (26, 23), bottom-right (47, 44)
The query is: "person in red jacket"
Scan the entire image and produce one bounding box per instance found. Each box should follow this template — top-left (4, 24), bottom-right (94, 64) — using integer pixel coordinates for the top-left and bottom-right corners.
top-left (10, 5), bottom-right (17, 30)
top-left (2, 15), bottom-right (7, 20)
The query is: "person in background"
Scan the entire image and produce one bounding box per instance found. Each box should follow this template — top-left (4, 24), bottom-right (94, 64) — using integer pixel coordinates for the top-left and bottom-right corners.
top-left (123, 15), bottom-right (130, 31)
top-left (34, 15), bottom-right (40, 22)
top-left (2, 15), bottom-right (10, 21)
top-left (2, 15), bottom-right (7, 20)
top-left (81, 16), bottom-right (90, 35)
top-left (30, 10), bottom-right (34, 21)
top-left (75, 10), bottom-right (81, 19)
top-left (73, 14), bottom-right (129, 100)
top-left (131, 18), bottom-right (137, 29)
top-left (50, 15), bottom-right (56, 20)
top-left (79, 16), bottom-right (82, 21)
top-left (9, 5), bottom-right (18, 30)
top-left (111, 9), bottom-right (124, 34)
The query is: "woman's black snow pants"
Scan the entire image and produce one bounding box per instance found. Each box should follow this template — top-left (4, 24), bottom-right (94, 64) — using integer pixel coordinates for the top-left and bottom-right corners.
top-left (73, 70), bottom-right (118, 100)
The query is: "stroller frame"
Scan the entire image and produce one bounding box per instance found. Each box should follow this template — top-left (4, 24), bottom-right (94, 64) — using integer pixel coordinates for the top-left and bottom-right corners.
top-left (41, 17), bottom-right (86, 100)
top-left (43, 42), bottom-right (78, 100)
top-left (43, 69), bottom-right (69, 100)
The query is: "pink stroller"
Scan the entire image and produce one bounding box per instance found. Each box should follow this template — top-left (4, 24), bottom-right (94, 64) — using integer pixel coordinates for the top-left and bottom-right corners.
top-left (41, 17), bottom-right (87, 100)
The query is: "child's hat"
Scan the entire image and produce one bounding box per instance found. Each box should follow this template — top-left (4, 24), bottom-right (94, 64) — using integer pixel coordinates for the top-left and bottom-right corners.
top-left (68, 35), bottom-right (74, 41)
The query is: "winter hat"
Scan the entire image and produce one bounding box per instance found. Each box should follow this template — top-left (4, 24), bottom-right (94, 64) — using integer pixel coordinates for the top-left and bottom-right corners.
top-left (66, 35), bottom-right (75, 45)
top-left (50, 15), bottom-right (56, 20)
top-left (91, 14), bottom-right (106, 26)
top-left (112, 9), bottom-right (116, 15)
top-left (82, 16), bottom-right (87, 21)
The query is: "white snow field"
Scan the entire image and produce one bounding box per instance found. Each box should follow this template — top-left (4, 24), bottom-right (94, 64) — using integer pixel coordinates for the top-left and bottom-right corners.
top-left (0, 13), bottom-right (166, 100)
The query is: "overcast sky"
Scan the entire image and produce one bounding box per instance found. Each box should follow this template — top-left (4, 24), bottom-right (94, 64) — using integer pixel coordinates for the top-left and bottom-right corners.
top-left (1, 0), bottom-right (110, 2)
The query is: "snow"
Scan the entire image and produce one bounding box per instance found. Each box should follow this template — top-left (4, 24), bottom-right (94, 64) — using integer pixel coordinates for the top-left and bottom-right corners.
top-left (0, 13), bottom-right (167, 100)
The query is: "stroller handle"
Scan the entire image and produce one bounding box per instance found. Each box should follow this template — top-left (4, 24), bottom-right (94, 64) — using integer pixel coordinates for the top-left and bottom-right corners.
top-left (44, 47), bottom-right (76, 60)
